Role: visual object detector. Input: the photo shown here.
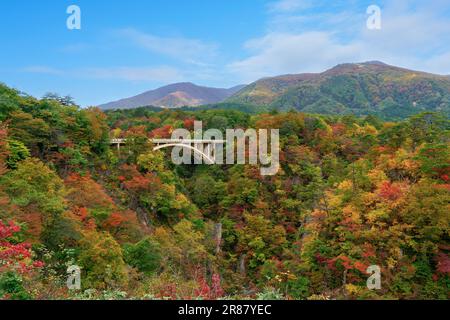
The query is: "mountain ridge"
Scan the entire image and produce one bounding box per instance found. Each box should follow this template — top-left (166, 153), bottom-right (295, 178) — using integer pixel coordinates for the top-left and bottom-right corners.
top-left (99, 82), bottom-right (246, 110)
top-left (227, 61), bottom-right (450, 119)
top-left (99, 62), bottom-right (450, 120)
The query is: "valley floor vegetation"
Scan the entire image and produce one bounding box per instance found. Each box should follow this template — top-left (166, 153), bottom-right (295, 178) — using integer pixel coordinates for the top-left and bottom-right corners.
top-left (0, 83), bottom-right (449, 300)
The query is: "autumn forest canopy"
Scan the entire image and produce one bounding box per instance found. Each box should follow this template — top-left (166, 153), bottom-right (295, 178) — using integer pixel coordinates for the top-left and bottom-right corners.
top-left (0, 82), bottom-right (449, 300)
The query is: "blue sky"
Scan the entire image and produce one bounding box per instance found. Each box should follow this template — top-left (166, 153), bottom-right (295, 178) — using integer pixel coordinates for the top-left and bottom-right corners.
top-left (1, 0), bottom-right (449, 107)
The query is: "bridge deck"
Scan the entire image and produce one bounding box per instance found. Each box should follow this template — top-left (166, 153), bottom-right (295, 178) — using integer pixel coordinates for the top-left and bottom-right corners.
top-left (110, 139), bottom-right (226, 144)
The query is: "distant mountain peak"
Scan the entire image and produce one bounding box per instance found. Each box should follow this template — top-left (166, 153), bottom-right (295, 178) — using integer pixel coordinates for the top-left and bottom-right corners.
top-left (325, 61), bottom-right (392, 74)
top-left (227, 61), bottom-right (450, 119)
top-left (361, 60), bottom-right (389, 66)
top-left (99, 83), bottom-right (246, 110)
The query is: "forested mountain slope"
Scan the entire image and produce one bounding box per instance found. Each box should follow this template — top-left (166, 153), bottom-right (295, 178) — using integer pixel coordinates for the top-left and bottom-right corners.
top-left (228, 62), bottom-right (450, 119)
top-left (0, 83), bottom-right (449, 300)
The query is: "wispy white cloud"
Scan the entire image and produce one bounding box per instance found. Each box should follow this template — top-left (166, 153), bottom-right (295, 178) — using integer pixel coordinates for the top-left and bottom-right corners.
top-left (21, 65), bottom-right (185, 83)
top-left (20, 1), bottom-right (450, 89)
top-left (21, 66), bottom-right (64, 75)
top-left (228, 32), bottom-right (362, 82)
top-left (356, 1), bottom-right (450, 71)
top-left (22, 28), bottom-right (219, 84)
top-left (84, 66), bottom-right (184, 82)
top-left (115, 28), bottom-right (218, 65)
top-left (424, 52), bottom-right (450, 75)
top-left (229, 0), bottom-right (450, 82)
top-left (268, 0), bottom-right (313, 13)
top-left (60, 43), bottom-right (91, 54)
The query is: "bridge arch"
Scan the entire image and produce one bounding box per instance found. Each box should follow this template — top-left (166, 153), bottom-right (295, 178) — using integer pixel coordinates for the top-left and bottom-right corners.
top-left (153, 143), bottom-right (215, 165)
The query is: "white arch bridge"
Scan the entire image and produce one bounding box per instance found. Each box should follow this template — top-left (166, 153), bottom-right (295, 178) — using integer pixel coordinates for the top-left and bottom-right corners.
top-left (110, 138), bottom-right (226, 165)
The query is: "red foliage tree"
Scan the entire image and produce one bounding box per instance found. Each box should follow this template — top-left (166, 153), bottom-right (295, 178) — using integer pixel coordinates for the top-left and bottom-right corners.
top-left (102, 210), bottom-right (141, 240)
top-left (378, 181), bottom-right (403, 201)
top-left (0, 220), bottom-right (44, 274)
top-left (435, 252), bottom-right (450, 275)
top-left (150, 125), bottom-right (173, 139)
top-left (65, 173), bottom-right (115, 209)
top-left (194, 273), bottom-right (224, 300)
top-left (183, 118), bottom-right (195, 131)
